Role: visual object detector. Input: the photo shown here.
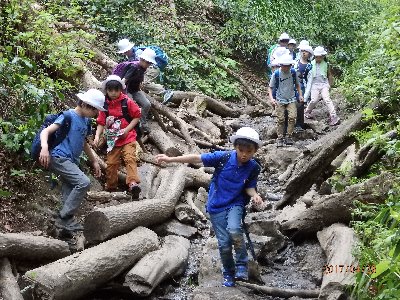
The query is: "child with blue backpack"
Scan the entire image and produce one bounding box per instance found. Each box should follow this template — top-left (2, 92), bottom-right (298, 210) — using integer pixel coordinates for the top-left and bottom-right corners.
top-left (304, 46), bottom-right (340, 126)
top-left (266, 32), bottom-right (290, 77)
top-left (269, 54), bottom-right (303, 147)
top-left (155, 127), bottom-right (263, 287)
top-left (116, 39), bottom-right (174, 104)
top-left (38, 89), bottom-right (104, 232)
top-left (294, 45), bottom-right (313, 131)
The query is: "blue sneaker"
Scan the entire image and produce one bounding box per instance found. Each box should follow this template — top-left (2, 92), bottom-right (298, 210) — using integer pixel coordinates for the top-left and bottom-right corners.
top-left (223, 274), bottom-right (235, 287)
top-left (162, 90), bottom-right (174, 104)
top-left (235, 265), bottom-right (248, 281)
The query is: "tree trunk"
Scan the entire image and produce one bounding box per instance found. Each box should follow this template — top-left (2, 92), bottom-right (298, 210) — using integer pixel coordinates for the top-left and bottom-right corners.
top-left (280, 172), bottom-right (395, 237)
top-left (276, 112), bottom-right (366, 209)
top-left (23, 227), bottom-right (159, 300)
top-left (236, 281), bottom-right (320, 298)
top-left (124, 235), bottom-right (190, 296)
top-left (0, 258), bottom-right (24, 300)
top-left (148, 121), bottom-right (184, 156)
top-left (86, 191), bottom-right (132, 203)
top-left (84, 167), bottom-right (186, 244)
top-left (317, 224), bottom-right (358, 294)
top-left (0, 233), bottom-right (70, 263)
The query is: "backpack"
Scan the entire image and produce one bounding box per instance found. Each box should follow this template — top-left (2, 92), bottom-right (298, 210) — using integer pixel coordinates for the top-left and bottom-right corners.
top-left (30, 111), bottom-right (72, 161)
top-left (294, 61), bottom-right (312, 85)
top-left (266, 44), bottom-right (278, 68)
top-left (133, 46), bottom-right (169, 71)
top-left (112, 61), bottom-right (139, 78)
top-left (211, 151), bottom-right (261, 204)
top-left (272, 68), bottom-right (299, 100)
top-left (103, 98), bottom-right (142, 139)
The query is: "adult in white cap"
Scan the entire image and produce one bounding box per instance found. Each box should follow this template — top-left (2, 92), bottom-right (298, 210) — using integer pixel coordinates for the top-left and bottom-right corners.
top-left (293, 45), bottom-right (314, 131)
top-left (304, 46), bottom-right (339, 126)
top-left (155, 126), bottom-right (263, 287)
top-left (116, 38), bottom-right (136, 61)
top-left (118, 48), bottom-right (158, 134)
top-left (269, 54), bottom-right (303, 147)
top-left (38, 88), bottom-right (104, 233)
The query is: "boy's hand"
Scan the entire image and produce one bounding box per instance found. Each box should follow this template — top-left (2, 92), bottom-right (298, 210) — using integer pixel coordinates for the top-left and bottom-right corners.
top-left (39, 147), bottom-right (50, 168)
top-left (251, 193), bottom-right (263, 207)
top-left (155, 154), bottom-right (170, 164)
top-left (92, 161), bottom-right (102, 178)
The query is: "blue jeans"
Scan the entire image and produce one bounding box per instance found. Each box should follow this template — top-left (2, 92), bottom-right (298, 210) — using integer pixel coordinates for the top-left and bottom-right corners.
top-left (49, 157), bottom-right (90, 218)
top-left (209, 205), bottom-right (248, 276)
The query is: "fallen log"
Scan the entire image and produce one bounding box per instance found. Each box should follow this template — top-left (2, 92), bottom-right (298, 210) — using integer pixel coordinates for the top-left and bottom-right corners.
top-left (276, 111), bottom-right (365, 209)
top-left (236, 281), bottom-right (320, 298)
top-left (184, 167), bottom-right (211, 189)
top-left (86, 191), bottom-right (132, 203)
top-left (0, 258), bottom-right (24, 300)
top-left (148, 121), bottom-right (183, 157)
top-left (317, 224), bottom-right (358, 296)
top-left (280, 172), bottom-right (395, 237)
top-left (182, 189), bottom-right (207, 220)
top-left (124, 235), bottom-right (190, 296)
top-left (0, 233), bottom-right (70, 263)
top-left (23, 227), bottom-right (159, 300)
top-left (84, 167), bottom-right (186, 243)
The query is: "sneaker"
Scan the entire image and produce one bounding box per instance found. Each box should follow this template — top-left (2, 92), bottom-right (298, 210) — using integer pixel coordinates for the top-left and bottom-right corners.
top-left (222, 274), bottom-right (235, 287)
top-left (285, 135), bottom-right (294, 145)
top-left (162, 90), bottom-right (174, 104)
top-left (329, 115), bottom-right (340, 126)
top-left (55, 216), bottom-right (83, 232)
top-left (235, 265), bottom-right (248, 281)
top-left (304, 112), bottom-right (313, 119)
top-left (129, 182), bottom-right (141, 199)
top-left (276, 137), bottom-right (285, 148)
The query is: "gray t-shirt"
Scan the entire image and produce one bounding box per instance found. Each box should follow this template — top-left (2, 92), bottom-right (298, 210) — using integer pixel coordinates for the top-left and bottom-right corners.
top-left (269, 69), bottom-right (299, 104)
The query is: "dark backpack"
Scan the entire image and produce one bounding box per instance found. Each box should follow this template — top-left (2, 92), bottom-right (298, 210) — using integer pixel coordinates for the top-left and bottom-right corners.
top-left (211, 151), bottom-right (261, 204)
top-left (133, 46), bottom-right (169, 71)
top-left (112, 61), bottom-right (139, 78)
top-left (30, 111), bottom-right (72, 161)
top-left (272, 68), bottom-right (299, 100)
top-left (103, 98), bottom-right (142, 139)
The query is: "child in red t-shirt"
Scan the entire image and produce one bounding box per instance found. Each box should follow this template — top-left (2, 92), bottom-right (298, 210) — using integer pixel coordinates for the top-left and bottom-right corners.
top-left (94, 75), bottom-right (142, 197)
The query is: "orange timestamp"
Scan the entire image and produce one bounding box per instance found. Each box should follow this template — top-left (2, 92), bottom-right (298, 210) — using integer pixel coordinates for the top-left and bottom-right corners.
top-left (322, 264), bottom-right (376, 275)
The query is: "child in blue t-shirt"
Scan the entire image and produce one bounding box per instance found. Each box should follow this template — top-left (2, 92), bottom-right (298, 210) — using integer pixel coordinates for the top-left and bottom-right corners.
top-left (155, 127), bottom-right (263, 287)
top-left (39, 89), bottom-right (105, 233)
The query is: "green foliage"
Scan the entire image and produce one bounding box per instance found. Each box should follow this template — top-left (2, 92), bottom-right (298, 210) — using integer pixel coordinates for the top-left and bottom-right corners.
top-left (351, 193), bottom-right (400, 299)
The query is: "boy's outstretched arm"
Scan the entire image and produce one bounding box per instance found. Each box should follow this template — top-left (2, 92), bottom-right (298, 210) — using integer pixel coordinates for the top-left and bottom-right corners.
top-left (155, 154), bottom-right (202, 165)
top-left (245, 187), bottom-right (263, 206)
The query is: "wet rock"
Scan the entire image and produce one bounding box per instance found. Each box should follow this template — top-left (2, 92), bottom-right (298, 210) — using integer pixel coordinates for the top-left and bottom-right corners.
top-left (152, 219), bottom-right (197, 239)
top-left (305, 119), bottom-right (328, 134)
top-left (250, 233), bottom-right (287, 261)
top-left (198, 237), bottom-right (222, 287)
top-left (259, 144), bottom-right (302, 173)
top-left (319, 282), bottom-right (349, 300)
top-left (245, 212), bottom-right (285, 237)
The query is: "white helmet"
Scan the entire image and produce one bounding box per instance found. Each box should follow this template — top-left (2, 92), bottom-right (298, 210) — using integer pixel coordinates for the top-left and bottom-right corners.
top-left (278, 32), bottom-right (290, 41)
top-left (278, 54), bottom-right (296, 65)
top-left (76, 89), bottom-right (106, 111)
top-left (314, 46), bottom-right (327, 56)
top-left (272, 46), bottom-right (290, 60)
top-left (299, 45), bottom-right (314, 56)
top-left (139, 48), bottom-right (157, 65)
top-left (230, 127), bottom-right (262, 146)
top-left (117, 39), bottom-right (134, 54)
top-left (101, 75), bottom-right (126, 91)
top-left (297, 40), bottom-right (310, 49)
top-left (288, 39), bottom-right (297, 45)
top-left (270, 59), bottom-right (280, 67)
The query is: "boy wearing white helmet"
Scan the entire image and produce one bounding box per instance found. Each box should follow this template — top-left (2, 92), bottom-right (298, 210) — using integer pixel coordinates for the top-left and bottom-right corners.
top-left (288, 39), bottom-right (297, 60)
top-left (266, 32), bottom-right (291, 76)
top-left (156, 127), bottom-right (264, 287)
top-left (269, 54), bottom-right (303, 146)
top-left (120, 48), bottom-right (158, 134)
top-left (39, 89), bottom-right (104, 233)
top-left (94, 75), bottom-right (142, 197)
top-left (117, 38), bottom-right (136, 61)
top-left (304, 46), bottom-right (340, 126)
top-left (293, 45), bottom-right (314, 130)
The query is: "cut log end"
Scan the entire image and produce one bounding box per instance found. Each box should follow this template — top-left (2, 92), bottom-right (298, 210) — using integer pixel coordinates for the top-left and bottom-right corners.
top-left (83, 211), bottom-right (111, 243)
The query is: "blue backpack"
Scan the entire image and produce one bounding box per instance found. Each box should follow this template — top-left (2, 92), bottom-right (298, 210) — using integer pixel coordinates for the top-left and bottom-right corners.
top-left (30, 111), bottom-right (72, 161)
top-left (272, 68), bottom-right (299, 100)
top-left (133, 46), bottom-right (169, 71)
